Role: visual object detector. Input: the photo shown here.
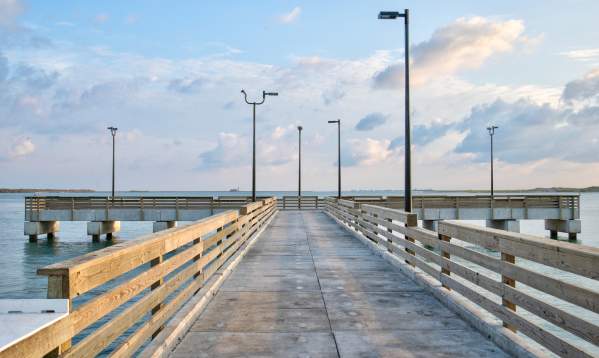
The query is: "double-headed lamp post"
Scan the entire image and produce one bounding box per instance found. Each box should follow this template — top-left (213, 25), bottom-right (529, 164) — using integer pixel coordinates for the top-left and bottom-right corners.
top-left (240, 89), bottom-right (278, 202)
top-left (107, 126), bottom-right (118, 201)
top-left (378, 9), bottom-right (412, 212)
top-left (487, 125), bottom-right (499, 198)
top-left (328, 119), bottom-right (341, 198)
top-left (297, 126), bottom-right (303, 205)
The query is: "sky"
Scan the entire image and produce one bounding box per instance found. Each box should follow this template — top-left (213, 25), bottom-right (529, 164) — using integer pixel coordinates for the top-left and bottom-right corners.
top-left (0, 0), bottom-right (598, 191)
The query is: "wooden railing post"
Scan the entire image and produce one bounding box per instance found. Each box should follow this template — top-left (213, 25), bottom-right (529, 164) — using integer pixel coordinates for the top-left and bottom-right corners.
top-left (193, 236), bottom-right (203, 280)
top-left (352, 202), bottom-right (360, 230)
top-left (438, 233), bottom-right (451, 290)
top-left (386, 218), bottom-right (393, 253)
top-left (501, 252), bottom-right (516, 332)
top-left (405, 221), bottom-right (416, 266)
top-left (372, 213), bottom-right (379, 236)
top-left (150, 255), bottom-right (164, 339)
top-left (45, 275), bottom-right (71, 357)
top-left (404, 213), bottom-right (418, 266)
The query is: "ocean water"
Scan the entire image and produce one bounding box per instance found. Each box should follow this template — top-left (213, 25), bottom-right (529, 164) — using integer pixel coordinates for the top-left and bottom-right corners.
top-left (1, 190), bottom-right (598, 298)
top-left (0, 191), bottom-right (597, 355)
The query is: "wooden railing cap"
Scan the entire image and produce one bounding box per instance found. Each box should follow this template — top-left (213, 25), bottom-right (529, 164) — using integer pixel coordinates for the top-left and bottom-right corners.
top-left (37, 210), bottom-right (239, 278)
top-left (361, 204), bottom-right (417, 226)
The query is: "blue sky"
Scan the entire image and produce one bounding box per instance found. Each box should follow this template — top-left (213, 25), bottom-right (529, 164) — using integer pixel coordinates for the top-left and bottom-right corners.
top-left (1, 0), bottom-right (598, 190)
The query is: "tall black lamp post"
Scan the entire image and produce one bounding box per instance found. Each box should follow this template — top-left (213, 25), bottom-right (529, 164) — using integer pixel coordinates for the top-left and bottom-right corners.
top-left (240, 89), bottom-right (278, 202)
top-left (328, 119), bottom-right (341, 198)
top-left (378, 9), bottom-right (412, 212)
top-left (487, 125), bottom-right (499, 198)
top-left (297, 126), bottom-right (303, 207)
top-left (107, 126), bottom-right (118, 201)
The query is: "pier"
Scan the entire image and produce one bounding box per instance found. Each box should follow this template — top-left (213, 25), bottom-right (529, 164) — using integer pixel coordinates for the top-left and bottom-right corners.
top-left (23, 194), bottom-right (581, 241)
top-left (2, 197), bottom-right (598, 357)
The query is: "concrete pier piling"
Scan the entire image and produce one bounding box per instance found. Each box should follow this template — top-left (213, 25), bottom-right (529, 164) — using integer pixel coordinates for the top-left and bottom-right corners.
top-left (24, 221), bottom-right (60, 242)
top-left (545, 219), bottom-right (581, 240)
top-left (422, 219), bottom-right (438, 232)
top-left (153, 221), bottom-right (177, 233)
top-left (486, 219), bottom-right (520, 232)
top-left (87, 221), bottom-right (121, 241)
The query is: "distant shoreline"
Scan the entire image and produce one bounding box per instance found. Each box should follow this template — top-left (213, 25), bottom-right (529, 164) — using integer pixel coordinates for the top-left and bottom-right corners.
top-left (1, 186), bottom-right (598, 193)
top-left (0, 188), bottom-right (95, 193)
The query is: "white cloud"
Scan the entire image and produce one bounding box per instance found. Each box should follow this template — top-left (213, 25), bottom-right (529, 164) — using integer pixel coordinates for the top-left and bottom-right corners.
top-left (198, 127), bottom-right (298, 170)
top-left (374, 16), bottom-right (527, 88)
top-left (9, 137), bottom-right (35, 158)
top-left (0, 0), bottom-right (23, 27)
top-left (345, 138), bottom-right (393, 166)
top-left (562, 68), bottom-right (599, 104)
top-left (560, 48), bottom-right (599, 62)
top-left (278, 6), bottom-right (301, 24)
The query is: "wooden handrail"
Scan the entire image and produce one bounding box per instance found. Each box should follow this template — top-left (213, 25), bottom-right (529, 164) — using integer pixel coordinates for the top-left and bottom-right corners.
top-left (324, 200), bottom-right (599, 358)
top-left (1, 197), bottom-right (277, 358)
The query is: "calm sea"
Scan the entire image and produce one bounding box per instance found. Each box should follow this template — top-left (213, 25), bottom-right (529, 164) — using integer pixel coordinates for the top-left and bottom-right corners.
top-left (1, 190), bottom-right (598, 298)
top-left (0, 191), bottom-right (597, 355)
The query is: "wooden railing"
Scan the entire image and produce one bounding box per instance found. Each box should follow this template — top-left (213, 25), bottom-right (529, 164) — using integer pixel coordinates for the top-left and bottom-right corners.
top-left (277, 196), bottom-right (320, 210)
top-left (2, 198), bottom-right (277, 358)
top-left (25, 196), bottom-right (255, 211)
top-left (342, 194), bottom-right (580, 210)
top-left (26, 194), bottom-right (579, 214)
top-left (324, 198), bottom-right (599, 358)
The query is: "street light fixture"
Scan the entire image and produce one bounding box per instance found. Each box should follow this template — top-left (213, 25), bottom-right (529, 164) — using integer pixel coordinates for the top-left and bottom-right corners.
top-left (107, 126), bottom-right (118, 201)
top-left (240, 89), bottom-right (278, 202)
top-left (297, 126), bottom-right (303, 208)
top-left (328, 119), bottom-right (341, 199)
top-left (378, 8), bottom-right (412, 212)
top-left (487, 125), bottom-right (499, 198)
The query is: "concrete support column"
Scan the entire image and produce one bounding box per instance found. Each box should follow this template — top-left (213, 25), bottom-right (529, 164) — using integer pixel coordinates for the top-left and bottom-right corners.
top-left (486, 219), bottom-right (520, 233)
top-left (87, 221), bottom-right (121, 241)
top-left (545, 219), bottom-right (581, 241)
top-left (153, 221), bottom-right (177, 233)
top-left (24, 221), bottom-right (60, 242)
top-left (422, 220), bottom-right (438, 232)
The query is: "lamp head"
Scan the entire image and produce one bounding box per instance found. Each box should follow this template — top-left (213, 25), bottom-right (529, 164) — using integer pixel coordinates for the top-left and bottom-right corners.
top-left (240, 89), bottom-right (246, 94)
top-left (297, 126), bottom-right (303, 131)
top-left (107, 126), bottom-right (118, 136)
top-left (264, 91), bottom-right (278, 96)
top-left (378, 11), bottom-right (403, 20)
top-left (328, 120), bottom-right (340, 124)
top-left (486, 125), bottom-right (498, 135)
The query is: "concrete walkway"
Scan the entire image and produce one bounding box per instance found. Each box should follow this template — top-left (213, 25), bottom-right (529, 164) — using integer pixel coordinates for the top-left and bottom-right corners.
top-left (171, 211), bottom-right (508, 357)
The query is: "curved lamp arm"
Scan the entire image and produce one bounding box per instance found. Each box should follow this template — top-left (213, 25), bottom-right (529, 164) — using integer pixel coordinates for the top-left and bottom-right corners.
top-left (241, 89), bottom-right (278, 105)
top-left (240, 89), bottom-right (250, 104)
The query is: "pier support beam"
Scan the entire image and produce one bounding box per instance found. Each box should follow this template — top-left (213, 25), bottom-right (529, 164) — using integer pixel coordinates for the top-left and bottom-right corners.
top-left (24, 221), bottom-right (60, 242)
top-left (153, 221), bottom-right (177, 233)
top-left (545, 219), bottom-right (581, 240)
top-left (422, 220), bottom-right (438, 232)
top-left (486, 219), bottom-right (520, 233)
top-left (87, 221), bottom-right (121, 241)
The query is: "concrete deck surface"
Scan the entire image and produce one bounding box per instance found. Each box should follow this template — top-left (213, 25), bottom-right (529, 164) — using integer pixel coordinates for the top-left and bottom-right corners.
top-left (170, 211), bottom-right (508, 358)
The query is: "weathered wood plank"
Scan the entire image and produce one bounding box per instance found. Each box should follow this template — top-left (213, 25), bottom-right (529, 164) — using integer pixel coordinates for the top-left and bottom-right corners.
top-left (361, 204), bottom-right (417, 226)
top-left (38, 210), bottom-right (239, 297)
top-left (439, 221), bottom-right (599, 280)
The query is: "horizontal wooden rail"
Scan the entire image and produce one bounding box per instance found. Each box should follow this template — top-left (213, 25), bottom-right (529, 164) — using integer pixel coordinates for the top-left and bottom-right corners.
top-left (323, 197), bottom-right (598, 358)
top-left (1, 197), bottom-right (277, 358)
top-left (25, 194), bottom-right (580, 212)
top-left (277, 196), bottom-right (320, 210)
